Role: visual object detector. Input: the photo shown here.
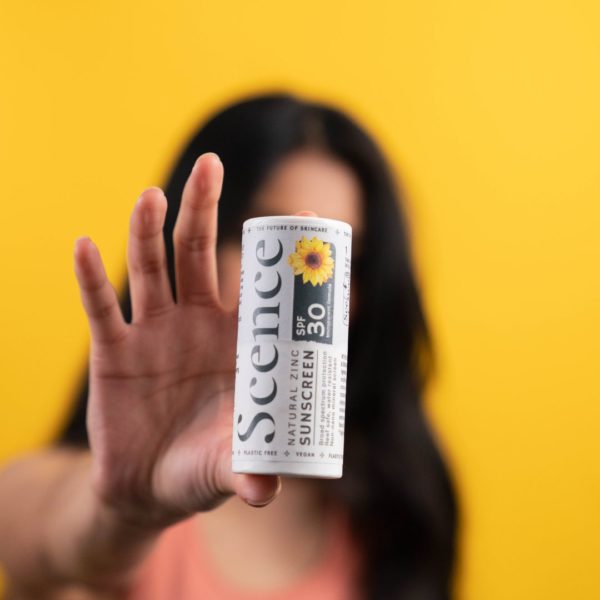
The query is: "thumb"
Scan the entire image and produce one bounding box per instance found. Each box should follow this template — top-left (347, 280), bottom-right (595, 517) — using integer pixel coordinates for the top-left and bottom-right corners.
top-left (232, 473), bottom-right (282, 508)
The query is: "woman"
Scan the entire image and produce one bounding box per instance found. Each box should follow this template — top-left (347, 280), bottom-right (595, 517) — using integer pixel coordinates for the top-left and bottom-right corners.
top-left (0, 93), bottom-right (457, 599)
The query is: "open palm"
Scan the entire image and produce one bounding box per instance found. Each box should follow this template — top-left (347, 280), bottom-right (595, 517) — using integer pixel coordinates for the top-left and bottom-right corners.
top-left (73, 153), bottom-right (279, 531)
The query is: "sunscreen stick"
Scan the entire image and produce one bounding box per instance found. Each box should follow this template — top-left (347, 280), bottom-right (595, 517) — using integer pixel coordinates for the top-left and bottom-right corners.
top-left (232, 216), bottom-right (352, 478)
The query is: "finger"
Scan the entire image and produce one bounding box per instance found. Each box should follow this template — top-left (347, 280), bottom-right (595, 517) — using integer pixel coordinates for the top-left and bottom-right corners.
top-left (216, 453), bottom-right (281, 508)
top-left (173, 152), bottom-right (223, 307)
top-left (127, 187), bottom-right (174, 321)
top-left (233, 474), bottom-right (282, 508)
top-left (294, 210), bottom-right (318, 217)
top-left (73, 237), bottom-right (128, 345)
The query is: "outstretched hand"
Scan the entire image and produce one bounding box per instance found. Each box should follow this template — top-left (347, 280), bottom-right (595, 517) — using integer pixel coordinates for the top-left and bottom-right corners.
top-left (73, 153), bottom-right (282, 531)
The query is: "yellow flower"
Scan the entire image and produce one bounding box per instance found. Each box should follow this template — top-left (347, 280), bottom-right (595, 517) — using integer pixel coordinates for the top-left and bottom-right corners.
top-left (288, 235), bottom-right (334, 286)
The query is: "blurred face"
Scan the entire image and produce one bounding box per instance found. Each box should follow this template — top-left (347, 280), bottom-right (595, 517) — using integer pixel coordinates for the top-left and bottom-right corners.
top-left (217, 149), bottom-right (364, 315)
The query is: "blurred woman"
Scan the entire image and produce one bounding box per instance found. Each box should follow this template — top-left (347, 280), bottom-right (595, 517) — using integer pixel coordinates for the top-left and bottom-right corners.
top-left (0, 93), bottom-right (457, 599)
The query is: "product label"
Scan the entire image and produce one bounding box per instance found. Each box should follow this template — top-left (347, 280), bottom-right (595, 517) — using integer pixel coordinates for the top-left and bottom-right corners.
top-left (232, 217), bottom-right (351, 475)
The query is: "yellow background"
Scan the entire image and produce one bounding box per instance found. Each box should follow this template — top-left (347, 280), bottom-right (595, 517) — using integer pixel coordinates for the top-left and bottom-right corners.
top-left (1, 1), bottom-right (599, 597)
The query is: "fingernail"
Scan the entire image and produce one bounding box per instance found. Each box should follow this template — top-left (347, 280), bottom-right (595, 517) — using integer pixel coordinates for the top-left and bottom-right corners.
top-left (146, 186), bottom-right (165, 197)
top-left (136, 188), bottom-right (164, 210)
top-left (207, 152), bottom-right (221, 165)
top-left (244, 497), bottom-right (271, 508)
top-left (74, 236), bottom-right (90, 250)
top-left (243, 476), bottom-right (282, 508)
top-left (193, 152), bottom-right (221, 172)
top-left (73, 237), bottom-right (93, 261)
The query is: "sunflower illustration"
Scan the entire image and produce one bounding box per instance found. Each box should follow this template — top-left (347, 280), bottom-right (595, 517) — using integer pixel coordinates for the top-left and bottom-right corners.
top-left (288, 235), bottom-right (334, 286)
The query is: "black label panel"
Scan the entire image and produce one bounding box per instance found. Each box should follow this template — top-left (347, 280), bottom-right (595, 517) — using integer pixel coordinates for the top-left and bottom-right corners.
top-left (291, 242), bottom-right (336, 344)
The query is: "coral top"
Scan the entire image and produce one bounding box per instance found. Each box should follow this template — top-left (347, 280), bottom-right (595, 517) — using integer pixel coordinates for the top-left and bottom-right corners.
top-left (128, 508), bottom-right (363, 600)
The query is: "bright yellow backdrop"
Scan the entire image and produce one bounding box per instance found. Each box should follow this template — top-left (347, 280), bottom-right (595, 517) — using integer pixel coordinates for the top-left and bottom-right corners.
top-left (1, 1), bottom-right (599, 598)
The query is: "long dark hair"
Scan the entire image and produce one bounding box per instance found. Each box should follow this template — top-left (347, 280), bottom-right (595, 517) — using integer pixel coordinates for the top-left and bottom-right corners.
top-left (58, 92), bottom-right (458, 599)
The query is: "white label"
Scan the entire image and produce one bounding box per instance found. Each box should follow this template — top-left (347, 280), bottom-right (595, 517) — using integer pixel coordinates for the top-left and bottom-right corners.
top-left (232, 217), bottom-right (352, 476)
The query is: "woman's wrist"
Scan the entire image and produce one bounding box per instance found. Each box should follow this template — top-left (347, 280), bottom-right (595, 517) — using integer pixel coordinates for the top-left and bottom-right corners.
top-left (40, 449), bottom-right (163, 593)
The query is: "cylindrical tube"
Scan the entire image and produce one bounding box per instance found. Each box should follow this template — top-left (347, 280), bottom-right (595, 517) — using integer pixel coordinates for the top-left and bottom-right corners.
top-left (232, 215), bottom-right (352, 478)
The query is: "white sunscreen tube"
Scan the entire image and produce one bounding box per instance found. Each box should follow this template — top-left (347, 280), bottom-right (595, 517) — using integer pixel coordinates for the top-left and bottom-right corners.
top-left (232, 215), bottom-right (352, 478)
